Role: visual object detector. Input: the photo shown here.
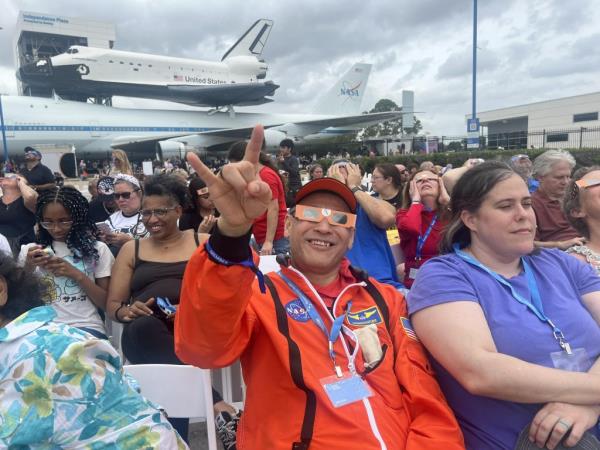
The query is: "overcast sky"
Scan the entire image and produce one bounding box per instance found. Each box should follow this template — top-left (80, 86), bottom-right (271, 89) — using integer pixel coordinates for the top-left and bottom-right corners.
top-left (1, 0), bottom-right (599, 135)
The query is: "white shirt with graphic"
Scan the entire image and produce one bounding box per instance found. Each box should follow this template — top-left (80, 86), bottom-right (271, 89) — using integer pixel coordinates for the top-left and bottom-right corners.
top-left (105, 211), bottom-right (147, 238)
top-left (19, 241), bottom-right (115, 334)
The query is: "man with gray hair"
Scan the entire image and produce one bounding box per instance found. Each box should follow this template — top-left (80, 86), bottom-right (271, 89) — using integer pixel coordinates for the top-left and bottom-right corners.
top-left (531, 149), bottom-right (584, 249)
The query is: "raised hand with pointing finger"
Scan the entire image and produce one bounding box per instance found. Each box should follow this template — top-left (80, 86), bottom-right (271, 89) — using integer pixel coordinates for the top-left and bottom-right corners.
top-left (186, 125), bottom-right (272, 237)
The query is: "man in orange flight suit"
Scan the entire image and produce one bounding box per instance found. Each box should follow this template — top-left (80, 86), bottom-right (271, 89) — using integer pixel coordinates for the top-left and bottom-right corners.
top-left (176, 125), bottom-right (464, 450)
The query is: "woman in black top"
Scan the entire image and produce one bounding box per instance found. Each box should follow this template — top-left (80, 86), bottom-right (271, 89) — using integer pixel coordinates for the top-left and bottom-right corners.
top-left (0, 173), bottom-right (38, 254)
top-left (106, 174), bottom-right (235, 444)
top-left (179, 177), bottom-right (218, 233)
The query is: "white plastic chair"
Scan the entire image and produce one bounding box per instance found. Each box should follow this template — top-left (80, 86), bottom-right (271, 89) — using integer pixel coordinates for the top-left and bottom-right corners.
top-left (124, 364), bottom-right (217, 450)
top-left (259, 254), bottom-right (280, 273)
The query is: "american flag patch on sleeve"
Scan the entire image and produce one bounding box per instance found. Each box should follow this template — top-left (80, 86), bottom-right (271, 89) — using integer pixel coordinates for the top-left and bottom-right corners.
top-left (400, 317), bottom-right (419, 341)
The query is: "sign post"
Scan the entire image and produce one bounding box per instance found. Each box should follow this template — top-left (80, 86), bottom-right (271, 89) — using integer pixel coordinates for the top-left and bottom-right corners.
top-left (467, 118), bottom-right (480, 149)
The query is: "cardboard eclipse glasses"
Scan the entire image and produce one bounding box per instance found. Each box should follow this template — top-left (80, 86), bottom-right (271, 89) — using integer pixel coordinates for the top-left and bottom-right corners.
top-left (294, 204), bottom-right (356, 228)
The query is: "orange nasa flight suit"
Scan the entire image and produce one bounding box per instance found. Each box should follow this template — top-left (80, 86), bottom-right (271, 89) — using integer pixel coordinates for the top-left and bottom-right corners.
top-left (175, 242), bottom-right (464, 450)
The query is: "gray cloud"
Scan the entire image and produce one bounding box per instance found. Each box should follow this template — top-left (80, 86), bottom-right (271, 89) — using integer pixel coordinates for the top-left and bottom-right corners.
top-left (0, 0), bottom-right (599, 136)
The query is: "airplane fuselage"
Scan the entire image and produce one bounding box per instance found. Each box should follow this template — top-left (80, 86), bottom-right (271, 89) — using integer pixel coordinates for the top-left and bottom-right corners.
top-left (0, 95), bottom-right (330, 156)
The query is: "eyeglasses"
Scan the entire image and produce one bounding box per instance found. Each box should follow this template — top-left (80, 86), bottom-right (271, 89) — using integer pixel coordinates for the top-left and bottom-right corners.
top-left (415, 177), bottom-right (438, 184)
top-left (40, 220), bottom-right (73, 230)
top-left (114, 189), bottom-right (139, 200)
top-left (140, 207), bottom-right (178, 219)
top-left (294, 205), bottom-right (356, 228)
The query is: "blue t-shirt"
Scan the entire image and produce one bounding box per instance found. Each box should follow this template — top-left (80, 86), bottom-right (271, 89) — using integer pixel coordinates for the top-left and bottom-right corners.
top-left (408, 249), bottom-right (600, 450)
top-left (346, 203), bottom-right (403, 288)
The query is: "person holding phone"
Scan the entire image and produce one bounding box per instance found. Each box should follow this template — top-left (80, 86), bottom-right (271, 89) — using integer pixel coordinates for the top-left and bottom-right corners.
top-left (101, 174), bottom-right (147, 255)
top-left (0, 172), bottom-right (38, 255)
top-left (18, 186), bottom-right (114, 340)
top-left (106, 174), bottom-right (236, 445)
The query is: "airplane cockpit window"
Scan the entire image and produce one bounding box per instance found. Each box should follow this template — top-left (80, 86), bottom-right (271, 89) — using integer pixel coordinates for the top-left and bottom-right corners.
top-left (66, 48), bottom-right (79, 54)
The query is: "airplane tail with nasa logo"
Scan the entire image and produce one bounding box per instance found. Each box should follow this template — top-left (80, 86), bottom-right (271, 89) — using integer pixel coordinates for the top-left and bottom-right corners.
top-left (313, 63), bottom-right (372, 116)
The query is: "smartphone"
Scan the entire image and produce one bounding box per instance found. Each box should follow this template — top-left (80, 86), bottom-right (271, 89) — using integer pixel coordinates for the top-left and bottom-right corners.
top-left (95, 222), bottom-right (112, 234)
top-left (156, 297), bottom-right (176, 317)
top-left (42, 247), bottom-right (55, 257)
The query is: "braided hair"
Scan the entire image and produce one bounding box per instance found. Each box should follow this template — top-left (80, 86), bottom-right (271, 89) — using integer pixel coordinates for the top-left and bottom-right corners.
top-left (35, 186), bottom-right (100, 262)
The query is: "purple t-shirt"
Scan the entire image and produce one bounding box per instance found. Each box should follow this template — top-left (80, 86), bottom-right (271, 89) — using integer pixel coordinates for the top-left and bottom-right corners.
top-left (408, 248), bottom-right (600, 450)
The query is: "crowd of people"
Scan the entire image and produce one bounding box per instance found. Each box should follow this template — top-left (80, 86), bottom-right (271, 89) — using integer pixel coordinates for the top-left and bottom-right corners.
top-left (1, 132), bottom-right (600, 450)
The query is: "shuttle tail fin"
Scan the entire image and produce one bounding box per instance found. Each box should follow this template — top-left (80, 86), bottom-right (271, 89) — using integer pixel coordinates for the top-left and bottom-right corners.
top-left (313, 63), bottom-right (372, 116)
top-left (221, 19), bottom-right (274, 61)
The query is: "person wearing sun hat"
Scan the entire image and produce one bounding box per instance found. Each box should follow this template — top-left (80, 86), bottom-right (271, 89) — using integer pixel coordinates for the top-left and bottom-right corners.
top-left (175, 125), bottom-right (464, 450)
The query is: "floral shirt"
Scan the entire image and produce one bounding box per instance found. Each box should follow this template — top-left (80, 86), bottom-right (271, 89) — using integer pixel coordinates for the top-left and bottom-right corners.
top-left (0, 306), bottom-right (188, 449)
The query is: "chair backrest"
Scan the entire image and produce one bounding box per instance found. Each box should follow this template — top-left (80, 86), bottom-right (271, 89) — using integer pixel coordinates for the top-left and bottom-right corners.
top-left (259, 254), bottom-right (280, 273)
top-left (123, 364), bottom-right (213, 419)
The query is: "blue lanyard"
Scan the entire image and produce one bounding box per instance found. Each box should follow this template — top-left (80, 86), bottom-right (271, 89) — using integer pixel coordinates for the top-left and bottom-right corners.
top-left (416, 215), bottom-right (438, 261)
top-left (453, 244), bottom-right (572, 354)
top-left (278, 271), bottom-right (351, 374)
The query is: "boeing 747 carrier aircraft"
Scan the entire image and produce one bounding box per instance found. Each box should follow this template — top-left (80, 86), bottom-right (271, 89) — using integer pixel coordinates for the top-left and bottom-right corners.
top-left (1, 63), bottom-right (399, 158)
top-left (17, 19), bottom-right (278, 110)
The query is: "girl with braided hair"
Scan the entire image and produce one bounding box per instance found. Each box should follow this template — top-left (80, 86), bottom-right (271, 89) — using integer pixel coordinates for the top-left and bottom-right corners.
top-left (18, 186), bottom-right (115, 339)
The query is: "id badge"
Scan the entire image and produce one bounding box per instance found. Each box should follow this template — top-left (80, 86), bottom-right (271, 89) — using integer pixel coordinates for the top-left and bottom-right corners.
top-left (320, 372), bottom-right (372, 408)
top-left (409, 268), bottom-right (419, 279)
top-left (550, 347), bottom-right (591, 372)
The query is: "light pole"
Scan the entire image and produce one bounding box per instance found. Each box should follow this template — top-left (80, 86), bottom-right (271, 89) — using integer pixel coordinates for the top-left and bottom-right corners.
top-left (467, 0), bottom-right (480, 150)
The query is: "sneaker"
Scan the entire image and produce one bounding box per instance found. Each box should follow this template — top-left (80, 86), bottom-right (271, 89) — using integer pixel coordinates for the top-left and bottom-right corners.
top-left (215, 410), bottom-right (241, 450)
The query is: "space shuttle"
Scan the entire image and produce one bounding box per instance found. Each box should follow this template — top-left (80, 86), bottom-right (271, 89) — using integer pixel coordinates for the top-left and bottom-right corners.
top-left (17, 19), bottom-right (278, 110)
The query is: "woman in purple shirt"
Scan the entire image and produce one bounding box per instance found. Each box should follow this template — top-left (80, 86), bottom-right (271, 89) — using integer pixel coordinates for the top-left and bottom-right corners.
top-left (408, 161), bottom-right (600, 450)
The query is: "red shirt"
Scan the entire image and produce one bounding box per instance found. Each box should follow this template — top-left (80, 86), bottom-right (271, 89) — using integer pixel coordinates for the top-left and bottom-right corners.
top-left (396, 204), bottom-right (446, 288)
top-left (532, 189), bottom-right (579, 242)
top-left (252, 166), bottom-right (287, 244)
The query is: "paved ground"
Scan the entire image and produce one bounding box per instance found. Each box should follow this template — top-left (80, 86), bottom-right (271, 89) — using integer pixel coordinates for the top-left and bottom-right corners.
top-left (189, 422), bottom-right (223, 450)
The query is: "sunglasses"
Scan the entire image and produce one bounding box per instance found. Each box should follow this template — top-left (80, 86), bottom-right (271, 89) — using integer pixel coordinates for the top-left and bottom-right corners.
top-left (140, 206), bottom-right (178, 219)
top-left (576, 179), bottom-right (600, 189)
top-left (114, 189), bottom-right (139, 200)
top-left (294, 205), bottom-right (356, 228)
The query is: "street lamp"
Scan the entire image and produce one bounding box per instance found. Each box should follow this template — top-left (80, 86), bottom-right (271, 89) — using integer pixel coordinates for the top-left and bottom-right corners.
top-left (467, 0), bottom-right (480, 150)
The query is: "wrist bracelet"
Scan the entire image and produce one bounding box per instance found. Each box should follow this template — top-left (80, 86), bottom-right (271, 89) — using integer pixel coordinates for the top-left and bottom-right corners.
top-left (205, 240), bottom-right (266, 293)
top-left (114, 302), bottom-right (130, 323)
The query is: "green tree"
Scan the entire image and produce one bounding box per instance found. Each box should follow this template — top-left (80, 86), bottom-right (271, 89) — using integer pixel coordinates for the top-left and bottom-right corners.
top-left (360, 98), bottom-right (422, 138)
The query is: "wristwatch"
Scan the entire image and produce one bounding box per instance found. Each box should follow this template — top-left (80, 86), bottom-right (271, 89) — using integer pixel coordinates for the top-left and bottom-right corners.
top-left (351, 185), bottom-right (363, 194)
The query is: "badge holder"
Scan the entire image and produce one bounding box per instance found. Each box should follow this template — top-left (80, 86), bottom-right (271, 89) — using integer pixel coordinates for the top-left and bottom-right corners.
top-left (550, 348), bottom-right (591, 372)
top-left (320, 370), bottom-right (373, 408)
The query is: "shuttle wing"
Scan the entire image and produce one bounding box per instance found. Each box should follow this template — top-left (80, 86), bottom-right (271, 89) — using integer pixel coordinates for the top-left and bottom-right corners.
top-left (167, 81), bottom-right (279, 107)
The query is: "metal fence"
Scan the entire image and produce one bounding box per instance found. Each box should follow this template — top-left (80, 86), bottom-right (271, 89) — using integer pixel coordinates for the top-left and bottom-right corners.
top-left (435, 126), bottom-right (600, 152)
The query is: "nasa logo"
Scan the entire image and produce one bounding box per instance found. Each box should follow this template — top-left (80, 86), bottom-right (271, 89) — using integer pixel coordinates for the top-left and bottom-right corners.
top-left (285, 299), bottom-right (310, 322)
top-left (77, 64), bottom-right (90, 75)
top-left (339, 81), bottom-right (362, 98)
top-left (347, 306), bottom-right (382, 326)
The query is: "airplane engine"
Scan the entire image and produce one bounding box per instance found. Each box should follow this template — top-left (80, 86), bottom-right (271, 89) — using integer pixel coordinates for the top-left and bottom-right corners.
top-left (225, 55), bottom-right (268, 79)
top-left (263, 129), bottom-right (289, 151)
top-left (156, 140), bottom-right (185, 159)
